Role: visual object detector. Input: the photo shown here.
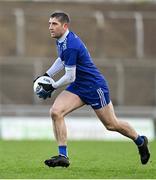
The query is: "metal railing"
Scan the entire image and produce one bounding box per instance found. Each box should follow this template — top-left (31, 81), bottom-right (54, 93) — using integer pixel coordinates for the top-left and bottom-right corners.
top-left (0, 56), bottom-right (156, 106)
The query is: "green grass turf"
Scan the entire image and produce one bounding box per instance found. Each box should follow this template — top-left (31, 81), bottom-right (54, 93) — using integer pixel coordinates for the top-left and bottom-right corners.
top-left (0, 140), bottom-right (155, 179)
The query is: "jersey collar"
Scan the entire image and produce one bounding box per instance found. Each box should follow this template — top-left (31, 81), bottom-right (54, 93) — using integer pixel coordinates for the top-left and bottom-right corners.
top-left (57, 29), bottom-right (69, 43)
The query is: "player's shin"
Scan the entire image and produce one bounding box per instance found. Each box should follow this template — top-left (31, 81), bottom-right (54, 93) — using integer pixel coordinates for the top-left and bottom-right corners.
top-left (52, 117), bottom-right (68, 157)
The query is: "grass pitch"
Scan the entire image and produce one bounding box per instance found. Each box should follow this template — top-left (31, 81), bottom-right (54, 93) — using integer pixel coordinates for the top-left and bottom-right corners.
top-left (0, 140), bottom-right (155, 179)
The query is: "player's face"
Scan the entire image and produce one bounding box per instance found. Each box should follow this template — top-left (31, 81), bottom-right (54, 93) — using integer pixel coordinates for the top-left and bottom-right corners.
top-left (49, 17), bottom-right (68, 39)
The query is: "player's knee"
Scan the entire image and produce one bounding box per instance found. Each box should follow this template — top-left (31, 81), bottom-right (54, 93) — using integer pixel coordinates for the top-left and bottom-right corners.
top-left (49, 107), bottom-right (63, 120)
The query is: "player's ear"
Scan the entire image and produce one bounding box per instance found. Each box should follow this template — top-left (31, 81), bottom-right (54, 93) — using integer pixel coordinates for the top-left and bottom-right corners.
top-left (63, 23), bottom-right (68, 30)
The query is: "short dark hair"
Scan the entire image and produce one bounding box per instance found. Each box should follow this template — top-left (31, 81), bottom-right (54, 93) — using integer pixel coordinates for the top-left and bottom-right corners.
top-left (50, 12), bottom-right (70, 24)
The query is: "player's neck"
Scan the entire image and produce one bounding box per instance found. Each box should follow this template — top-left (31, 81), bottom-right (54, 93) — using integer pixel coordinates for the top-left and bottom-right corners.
top-left (58, 29), bottom-right (69, 43)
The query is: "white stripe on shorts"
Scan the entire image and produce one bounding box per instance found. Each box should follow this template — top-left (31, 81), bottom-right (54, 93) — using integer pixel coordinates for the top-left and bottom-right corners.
top-left (97, 88), bottom-right (107, 107)
top-left (99, 88), bottom-right (107, 105)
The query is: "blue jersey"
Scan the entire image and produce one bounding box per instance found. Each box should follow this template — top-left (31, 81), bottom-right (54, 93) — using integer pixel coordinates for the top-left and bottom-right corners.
top-left (56, 31), bottom-right (109, 90)
top-left (56, 31), bottom-right (110, 109)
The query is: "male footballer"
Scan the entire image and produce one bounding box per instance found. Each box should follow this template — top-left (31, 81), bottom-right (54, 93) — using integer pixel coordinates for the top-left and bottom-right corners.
top-left (34, 12), bottom-right (150, 167)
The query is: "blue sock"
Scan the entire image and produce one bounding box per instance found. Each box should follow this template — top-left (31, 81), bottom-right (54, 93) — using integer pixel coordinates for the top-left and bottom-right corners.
top-left (134, 135), bottom-right (144, 146)
top-left (58, 145), bottom-right (67, 157)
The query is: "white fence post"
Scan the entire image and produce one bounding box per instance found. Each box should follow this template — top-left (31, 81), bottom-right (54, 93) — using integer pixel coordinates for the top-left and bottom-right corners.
top-left (135, 12), bottom-right (144, 59)
top-left (14, 8), bottom-right (25, 56)
top-left (94, 11), bottom-right (105, 57)
top-left (116, 63), bottom-right (125, 105)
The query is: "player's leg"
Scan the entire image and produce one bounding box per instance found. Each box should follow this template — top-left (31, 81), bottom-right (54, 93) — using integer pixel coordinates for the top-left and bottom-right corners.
top-left (50, 90), bottom-right (84, 145)
top-left (94, 101), bottom-right (150, 164)
top-left (94, 101), bottom-right (138, 139)
top-left (45, 90), bottom-right (85, 167)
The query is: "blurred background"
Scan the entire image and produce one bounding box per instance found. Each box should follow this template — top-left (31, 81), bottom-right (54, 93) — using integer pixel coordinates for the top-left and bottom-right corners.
top-left (0, 0), bottom-right (156, 140)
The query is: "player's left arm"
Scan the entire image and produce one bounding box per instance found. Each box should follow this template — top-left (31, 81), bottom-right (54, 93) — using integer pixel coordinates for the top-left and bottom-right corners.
top-left (53, 66), bottom-right (76, 88)
top-left (35, 65), bottom-right (76, 99)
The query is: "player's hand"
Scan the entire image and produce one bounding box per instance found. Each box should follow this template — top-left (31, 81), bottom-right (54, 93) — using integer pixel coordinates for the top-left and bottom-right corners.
top-left (38, 82), bottom-right (55, 92)
top-left (36, 88), bottom-right (53, 99)
top-left (33, 74), bottom-right (56, 100)
top-left (36, 82), bottom-right (55, 100)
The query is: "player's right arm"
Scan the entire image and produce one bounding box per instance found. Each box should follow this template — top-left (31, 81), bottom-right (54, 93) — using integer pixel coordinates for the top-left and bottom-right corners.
top-left (33, 57), bottom-right (64, 99)
top-left (33, 57), bottom-right (63, 82)
top-left (46, 57), bottom-right (64, 77)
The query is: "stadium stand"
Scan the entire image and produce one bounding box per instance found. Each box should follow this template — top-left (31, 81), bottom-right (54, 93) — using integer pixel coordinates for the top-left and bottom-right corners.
top-left (0, 1), bottom-right (156, 109)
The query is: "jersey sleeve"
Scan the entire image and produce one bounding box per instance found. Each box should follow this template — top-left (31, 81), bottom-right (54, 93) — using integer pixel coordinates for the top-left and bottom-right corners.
top-left (62, 48), bottom-right (78, 67)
